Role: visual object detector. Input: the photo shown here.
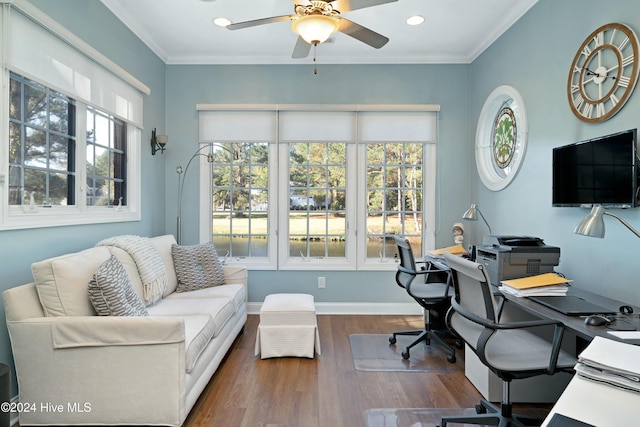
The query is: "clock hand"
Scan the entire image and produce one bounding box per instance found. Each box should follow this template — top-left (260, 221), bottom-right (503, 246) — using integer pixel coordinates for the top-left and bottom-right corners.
top-left (583, 67), bottom-right (617, 80)
top-left (584, 67), bottom-right (599, 76)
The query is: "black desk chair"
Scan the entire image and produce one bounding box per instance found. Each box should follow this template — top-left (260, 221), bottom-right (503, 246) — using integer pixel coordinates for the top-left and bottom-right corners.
top-left (389, 236), bottom-right (456, 363)
top-left (439, 252), bottom-right (576, 427)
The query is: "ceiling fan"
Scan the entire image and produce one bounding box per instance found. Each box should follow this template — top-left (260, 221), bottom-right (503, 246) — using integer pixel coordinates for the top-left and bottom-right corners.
top-left (226, 0), bottom-right (398, 59)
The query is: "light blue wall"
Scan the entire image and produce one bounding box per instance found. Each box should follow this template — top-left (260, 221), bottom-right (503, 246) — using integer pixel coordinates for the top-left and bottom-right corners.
top-left (164, 64), bottom-right (472, 302)
top-left (0, 0), bottom-right (167, 396)
top-left (5, 0), bottom-right (639, 401)
top-left (469, 0), bottom-right (640, 306)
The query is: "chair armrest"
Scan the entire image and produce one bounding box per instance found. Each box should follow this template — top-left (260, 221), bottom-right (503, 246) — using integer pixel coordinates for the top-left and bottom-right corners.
top-left (451, 299), bottom-right (568, 374)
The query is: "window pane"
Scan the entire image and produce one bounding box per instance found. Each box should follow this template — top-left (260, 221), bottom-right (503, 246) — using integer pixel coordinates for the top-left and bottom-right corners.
top-left (24, 82), bottom-right (47, 128)
top-left (49, 172), bottom-right (70, 205)
top-left (49, 134), bottom-right (69, 171)
top-left (24, 127), bottom-right (46, 168)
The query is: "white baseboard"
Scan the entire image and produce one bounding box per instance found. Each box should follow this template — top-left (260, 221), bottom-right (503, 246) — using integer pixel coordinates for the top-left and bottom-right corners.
top-left (248, 302), bottom-right (422, 315)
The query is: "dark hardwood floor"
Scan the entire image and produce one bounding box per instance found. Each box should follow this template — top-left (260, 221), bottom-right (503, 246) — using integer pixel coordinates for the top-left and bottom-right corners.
top-left (183, 314), bottom-right (485, 427)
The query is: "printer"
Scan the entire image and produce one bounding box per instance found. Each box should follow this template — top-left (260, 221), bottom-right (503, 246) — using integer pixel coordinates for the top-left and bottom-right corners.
top-left (475, 235), bottom-right (560, 288)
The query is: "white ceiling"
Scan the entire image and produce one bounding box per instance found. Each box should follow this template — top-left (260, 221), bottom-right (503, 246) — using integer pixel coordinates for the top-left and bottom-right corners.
top-left (99, 0), bottom-right (538, 65)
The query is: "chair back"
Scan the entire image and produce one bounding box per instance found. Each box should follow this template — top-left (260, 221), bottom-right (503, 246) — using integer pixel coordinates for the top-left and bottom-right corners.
top-left (443, 252), bottom-right (499, 351)
top-left (393, 235), bottom-right (418, 291)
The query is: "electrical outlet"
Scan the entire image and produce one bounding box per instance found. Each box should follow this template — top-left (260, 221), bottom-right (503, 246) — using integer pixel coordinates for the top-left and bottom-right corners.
top-left (318, 276), bottom-right (326, 288)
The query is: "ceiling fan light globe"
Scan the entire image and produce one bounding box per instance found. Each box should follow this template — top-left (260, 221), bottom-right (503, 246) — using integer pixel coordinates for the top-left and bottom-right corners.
top-left (292, 15), bottom-right (339, 45)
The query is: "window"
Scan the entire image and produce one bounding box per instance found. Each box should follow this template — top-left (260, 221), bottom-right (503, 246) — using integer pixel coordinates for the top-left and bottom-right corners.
top-left (198, 106), bottom-right (438, 271)
top-left (1, 3), bottom-right (148, 230)
top-left (365, 142), bottom-right (424, 259)
top-left (212, 142), bottom-right (270, 258)
top-left (288, 142), bottom-right (347, 259)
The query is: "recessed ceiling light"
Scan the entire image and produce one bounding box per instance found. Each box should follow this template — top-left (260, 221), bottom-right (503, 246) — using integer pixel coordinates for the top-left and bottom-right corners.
top-left (213, 17), bottom-right (231, 27)
top-left (406, 15), bottom-right (425, 26)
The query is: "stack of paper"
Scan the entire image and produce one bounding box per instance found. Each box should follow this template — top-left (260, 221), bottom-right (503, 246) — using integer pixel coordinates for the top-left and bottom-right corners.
top-left (428, 244), bottom-right (466, 257)
top-left (575, 336), bottom-right (640, 393)
top-left (498, 272), bottom-right (571, 297)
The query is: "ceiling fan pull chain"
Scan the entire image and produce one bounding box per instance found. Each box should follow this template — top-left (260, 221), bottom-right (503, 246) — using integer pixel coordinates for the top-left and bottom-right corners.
top-left (313, 42), bottom-right (318, 75)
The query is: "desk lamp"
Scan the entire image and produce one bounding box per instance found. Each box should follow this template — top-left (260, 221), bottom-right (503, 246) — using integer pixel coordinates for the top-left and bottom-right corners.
top-left (574, 205), bottom-right (640, 238)
top-left (462, 203), bottom-right (492, 235)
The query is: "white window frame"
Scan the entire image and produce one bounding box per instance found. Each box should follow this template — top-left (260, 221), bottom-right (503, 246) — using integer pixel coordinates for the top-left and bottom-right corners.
top-left (197, 104), bottom-right (439, 271)
top-left (0, 1), bottom-right (149, 230)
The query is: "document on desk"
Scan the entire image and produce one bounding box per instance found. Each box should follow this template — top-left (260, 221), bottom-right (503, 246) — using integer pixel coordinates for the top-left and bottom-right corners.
top-left (499, 273), bottom-right (570, 297)
top-left (427, 244), bottom-right (465, 256)
top-left (576, 336), bottom-right (640, 392)
top-left (607, 331), bottom-right (640, 342)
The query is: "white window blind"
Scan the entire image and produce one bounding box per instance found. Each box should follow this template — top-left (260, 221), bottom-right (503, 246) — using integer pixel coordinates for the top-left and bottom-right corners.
top-left (357, 111), bottom-right (437, 142)
top-left (279, 111), bottom-right (355, 142)
top-left (6, 4), bottom-right (146, 127)
top-left (198, 110), bottom-right (277, 142)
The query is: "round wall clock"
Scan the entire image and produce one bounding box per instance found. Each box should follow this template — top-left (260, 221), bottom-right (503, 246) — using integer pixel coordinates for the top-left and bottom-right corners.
top-left (567, 23), bottom-right (640, 123)
top-left (475, 85), bottom-right (528, 191)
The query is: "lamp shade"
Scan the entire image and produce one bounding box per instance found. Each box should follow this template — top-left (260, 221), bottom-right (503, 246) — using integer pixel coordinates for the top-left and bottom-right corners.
top-left (462, 203), bottom-right (492, 234)
top-left (462, 203), bottom-right (479, 221)
top-left (155, 134), bottom-right (168, 146)
top-left (573, 205), bottom-right (606, 238)
top-left (292, 14), bottom-right (339, 45)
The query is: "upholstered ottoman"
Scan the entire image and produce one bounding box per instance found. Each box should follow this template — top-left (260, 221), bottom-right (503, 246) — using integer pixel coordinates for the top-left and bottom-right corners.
top-left (255, 293), bottom-right (321, 359)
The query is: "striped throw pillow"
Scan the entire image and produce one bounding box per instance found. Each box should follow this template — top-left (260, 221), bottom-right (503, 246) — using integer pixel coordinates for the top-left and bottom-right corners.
top-left (172, 242), bottom-right (225, 292)
top-left (88, 255), bottom-right (149, 316)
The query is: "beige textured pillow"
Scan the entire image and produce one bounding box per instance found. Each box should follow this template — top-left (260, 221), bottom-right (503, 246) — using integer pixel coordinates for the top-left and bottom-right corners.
top-left (88, 255), bottom-right (148, 316)
top-left (171, 242), bottom-right (225, 292)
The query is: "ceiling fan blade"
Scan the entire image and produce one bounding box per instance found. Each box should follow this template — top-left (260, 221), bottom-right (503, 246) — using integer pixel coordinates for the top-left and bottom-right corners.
top-left (292, 36), bottom-right (311, 59)
top-left (337, 18), bottom-right (389, 49)
top-left (334, 0), bottom-right (397, 13)
top-left (227, 15), bottom-right (293, 31)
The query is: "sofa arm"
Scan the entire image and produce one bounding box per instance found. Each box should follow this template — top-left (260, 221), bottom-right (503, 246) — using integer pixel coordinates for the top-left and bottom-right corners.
top-left (224, 265), bottom-right (247, 287)
top-left (6, 316), bottom-right (188, 426)
top-left (49, 315), bottom-right (185, 348)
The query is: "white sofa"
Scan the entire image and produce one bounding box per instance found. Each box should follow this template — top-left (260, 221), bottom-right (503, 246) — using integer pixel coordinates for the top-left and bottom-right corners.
top-left (2, 235), bottom-right (247, 426)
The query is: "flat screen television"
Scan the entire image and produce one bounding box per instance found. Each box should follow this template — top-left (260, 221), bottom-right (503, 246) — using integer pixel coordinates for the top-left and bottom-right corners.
top-left (552, 129), bottom-right (640, 208)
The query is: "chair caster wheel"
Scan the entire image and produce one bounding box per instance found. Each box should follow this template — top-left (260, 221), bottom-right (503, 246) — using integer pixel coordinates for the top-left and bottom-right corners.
top-left (475, 404), bottom-right (487, 414)
top-left (455, 340), bottom-right (463, 349)
top-left (447, 354), bottom-right (456, 363)
top-left (389, 336), bottom-right (397, 345)
top-left (402, 350), bottom-right (410, 359)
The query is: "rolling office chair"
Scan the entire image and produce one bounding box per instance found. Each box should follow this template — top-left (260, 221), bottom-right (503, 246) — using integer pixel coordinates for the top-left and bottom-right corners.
top-left (389, 236), bottom-right (456, 363)
top-left (439, 252), bottom-right (576, 427)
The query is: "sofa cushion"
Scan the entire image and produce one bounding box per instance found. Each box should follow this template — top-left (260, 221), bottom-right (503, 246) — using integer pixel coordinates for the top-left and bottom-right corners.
top-left (146, 297), bottom-right (235, 338)
top-left (165, 284), bottom-right (246, 312)
top-left (32, 246), bottom-right (112, 316)
top-left (88, 255), bottom-right (149, 317)
top-left (172, 242), bottom-right (225, 292)
top-left (181, 315), bottom-right (217, 372)
top-left (149, 235), bottom-right (179, 297)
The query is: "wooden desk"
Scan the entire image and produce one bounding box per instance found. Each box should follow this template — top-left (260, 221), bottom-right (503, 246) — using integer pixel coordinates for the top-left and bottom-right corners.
top-left (500, 286), bottom-right (640, 344)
